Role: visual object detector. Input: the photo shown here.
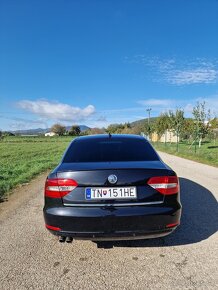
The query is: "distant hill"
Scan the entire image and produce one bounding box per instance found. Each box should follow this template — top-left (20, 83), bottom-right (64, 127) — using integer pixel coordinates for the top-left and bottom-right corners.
top-left (130, 116), bottom-right (194, 127)
top-left (10, 125), bottom-right (90, 135)
top-left (11, 128), bottom-right (47, 135)
top-left (130, 117), bottom-right (158, 127)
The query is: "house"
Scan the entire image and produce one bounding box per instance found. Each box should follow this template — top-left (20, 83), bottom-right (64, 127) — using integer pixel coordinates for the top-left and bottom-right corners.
top-left (151, 129), bottom-right (179, 143)
top-left (45, 132), bottom-right (57, 137)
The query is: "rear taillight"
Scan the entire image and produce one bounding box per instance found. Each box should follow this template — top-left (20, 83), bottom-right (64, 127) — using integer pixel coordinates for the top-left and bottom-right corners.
top-left (45, 224), bottom-right (61, 231)
top-left (147, 176), bottom-right (179, 195)
top-left (166, 222), bottom-right (179, 228)
top-left (44, 178), bottom-right (78, 198)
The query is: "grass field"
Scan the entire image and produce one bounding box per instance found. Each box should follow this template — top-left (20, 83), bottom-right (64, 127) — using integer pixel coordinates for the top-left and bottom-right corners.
top-left (0, 136), bottom-right (73, 199)
top-left (153, 140), bottom-right (218, 167)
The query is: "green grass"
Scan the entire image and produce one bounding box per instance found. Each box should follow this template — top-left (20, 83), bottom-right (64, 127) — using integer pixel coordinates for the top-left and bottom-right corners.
top-left (0, 136), bottom-right (73, 199)
top-left (153, 140), bottom-right (218, 167)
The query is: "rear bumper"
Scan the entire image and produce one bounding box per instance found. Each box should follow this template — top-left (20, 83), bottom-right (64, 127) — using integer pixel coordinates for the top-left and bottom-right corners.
top-left (44, 203), bottom-right (181, 241)
top-left (45, 228), bottom-right (176, 241)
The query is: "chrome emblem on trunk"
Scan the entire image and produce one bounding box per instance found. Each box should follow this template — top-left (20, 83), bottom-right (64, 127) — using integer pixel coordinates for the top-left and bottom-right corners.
top-left (108, 174), bottom-right (118, 184)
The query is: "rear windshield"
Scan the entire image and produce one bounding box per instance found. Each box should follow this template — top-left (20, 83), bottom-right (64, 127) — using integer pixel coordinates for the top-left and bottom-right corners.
top-left (63, 138), bottom-right (159, 162)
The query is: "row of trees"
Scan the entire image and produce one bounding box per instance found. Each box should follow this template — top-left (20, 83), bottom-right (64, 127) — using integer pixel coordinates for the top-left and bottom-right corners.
top-left (154, 102), bottom-right (217, 150)
top-left (50, 124), bottom-right (81, 136)
top-left (106, 102), bottom-right (218, 151)
top-left (51, 125), bottom-right (107, 136)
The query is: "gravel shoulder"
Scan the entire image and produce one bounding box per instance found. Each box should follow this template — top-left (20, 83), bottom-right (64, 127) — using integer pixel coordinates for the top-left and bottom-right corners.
top-left (0, 153), bottom-right (217, 290)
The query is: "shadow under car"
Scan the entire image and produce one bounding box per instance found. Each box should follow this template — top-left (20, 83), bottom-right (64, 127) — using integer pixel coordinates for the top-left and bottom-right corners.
top-left (93, 177), bottom-right (218, 248)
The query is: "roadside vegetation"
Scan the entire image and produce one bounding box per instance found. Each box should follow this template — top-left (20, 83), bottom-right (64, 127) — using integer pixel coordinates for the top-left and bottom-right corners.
top-left (103, 101), bottom-right (218, 167)
top-left (0, 136), bottom-right (73, 200)
top-left (153, 141), bottom-right (218, 167)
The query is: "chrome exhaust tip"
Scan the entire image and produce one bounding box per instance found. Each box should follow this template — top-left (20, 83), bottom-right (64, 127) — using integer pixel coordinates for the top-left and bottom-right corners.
top-left (59, 236), bottom-right (66, 243)
top-left (66, 237), bottom-right (73, 243)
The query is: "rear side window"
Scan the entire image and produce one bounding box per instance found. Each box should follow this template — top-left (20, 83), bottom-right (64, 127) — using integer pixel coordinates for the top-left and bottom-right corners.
top-left (63, 138), bottom-right (159, 162)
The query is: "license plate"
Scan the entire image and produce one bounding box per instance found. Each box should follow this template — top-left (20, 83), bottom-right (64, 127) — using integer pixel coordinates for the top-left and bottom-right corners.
top-left (85, 187), bottom-right (137, 200)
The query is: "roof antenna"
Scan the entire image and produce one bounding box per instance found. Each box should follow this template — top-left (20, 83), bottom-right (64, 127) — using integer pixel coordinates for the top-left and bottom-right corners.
top-left (109, 132), bottom-right (112, 138)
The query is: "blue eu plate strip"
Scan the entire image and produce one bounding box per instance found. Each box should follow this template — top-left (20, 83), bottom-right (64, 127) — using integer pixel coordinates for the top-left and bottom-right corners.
top-left (86, 188), bottom-right (91, 199)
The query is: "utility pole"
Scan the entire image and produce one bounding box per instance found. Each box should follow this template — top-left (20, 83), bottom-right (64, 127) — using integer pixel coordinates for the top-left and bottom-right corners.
top-left (146, 108), bottom-right (152, 125)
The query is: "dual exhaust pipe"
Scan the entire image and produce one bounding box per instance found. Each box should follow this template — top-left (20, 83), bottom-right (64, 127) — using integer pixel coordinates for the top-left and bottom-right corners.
top-left (59, 236), bottom-right (73, 243)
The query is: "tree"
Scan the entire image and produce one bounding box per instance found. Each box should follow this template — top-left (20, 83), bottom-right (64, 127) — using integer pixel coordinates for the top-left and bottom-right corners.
top-left (120, 123), bottom-right (132, 134)
top-left (125, 122), bottom-right (131, 129)
top-left (192, 102), bottom-right (211, 148)
top-left (87, 128), bottom-right (105, 135)
top-left (169, 109), bottom-right (185, 152)
top-left (180, 118), bottom-right (195, 142)
top-left (50, 123), bottom-right (66, 136)
top-left (2, 131), bottom-right (15, 136)
top-left (154, 113), bottom-right (170, 143)
top-left (106, 124), bottom-right (125, 134)
top-left (132, 120), bottom-right (153, 137)
top-left (144, 121), bottom-right (153, 137)
top-left (69, 125), bottom-right (81, 136)
top-left (210, 117), bottom-right (218, 129)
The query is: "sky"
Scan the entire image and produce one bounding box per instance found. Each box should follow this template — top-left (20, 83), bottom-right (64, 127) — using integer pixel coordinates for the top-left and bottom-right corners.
top-left (0, 0), bottom-right (218, 130)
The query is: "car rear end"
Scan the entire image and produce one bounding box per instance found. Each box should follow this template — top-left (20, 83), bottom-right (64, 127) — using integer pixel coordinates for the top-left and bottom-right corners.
top-left (43, 135), bottom-right (182, 241)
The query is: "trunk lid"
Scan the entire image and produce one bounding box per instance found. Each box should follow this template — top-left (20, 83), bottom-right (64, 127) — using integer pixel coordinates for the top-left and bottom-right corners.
top-left (55, 161), bottom-right (174, 205)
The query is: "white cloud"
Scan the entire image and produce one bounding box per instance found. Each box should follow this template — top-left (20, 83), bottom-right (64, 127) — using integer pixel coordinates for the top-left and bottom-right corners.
top-left (137, 98), bottom-right (172, 107)
top-left (9, 121), bottom-right (42, 130)
top-left (126, 55), bottom-right (218, 85)
top-left (183, 103), bottom-right (194, 114)
top-left (166, 68), bottom-right (217, 85)
top-left (101, 107), bottom-right (145, 113)
top-left (17, 99), bottom-right (95, 122)
top-left (195, 96), bottom-right (218, 116)
top-left (136, 95), bottom-right (218, 117)
top-left (163, 96), bottom-right (218, 117)
top-left (5, 95), bottom-right (217, 131)
top-left (96, 116), bottom-right (107, 122)
top-left (0, 115), bottom-right (49, 130)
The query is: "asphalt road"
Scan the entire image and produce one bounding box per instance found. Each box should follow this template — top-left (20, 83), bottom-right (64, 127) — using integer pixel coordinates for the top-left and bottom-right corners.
top-left (0, 152), bottom-right (217, 290)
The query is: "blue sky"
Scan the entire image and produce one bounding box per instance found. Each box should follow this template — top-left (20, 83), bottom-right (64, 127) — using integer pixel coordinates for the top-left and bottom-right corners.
top-left (0, 0), bottom-right (218, 130)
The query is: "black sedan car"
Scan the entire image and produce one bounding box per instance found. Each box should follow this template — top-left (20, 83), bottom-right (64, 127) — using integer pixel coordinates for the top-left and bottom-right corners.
top-left (44, 134), bottom-right (181, 243)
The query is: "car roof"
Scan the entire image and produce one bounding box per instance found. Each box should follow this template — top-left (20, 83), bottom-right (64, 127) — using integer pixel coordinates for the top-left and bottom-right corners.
top-left (73, 134), bottom-right (147, 141)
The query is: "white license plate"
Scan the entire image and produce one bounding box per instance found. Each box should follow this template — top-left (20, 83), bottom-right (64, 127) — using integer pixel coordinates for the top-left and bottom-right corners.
top-left (85, 187), bottom-right (137, 200)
